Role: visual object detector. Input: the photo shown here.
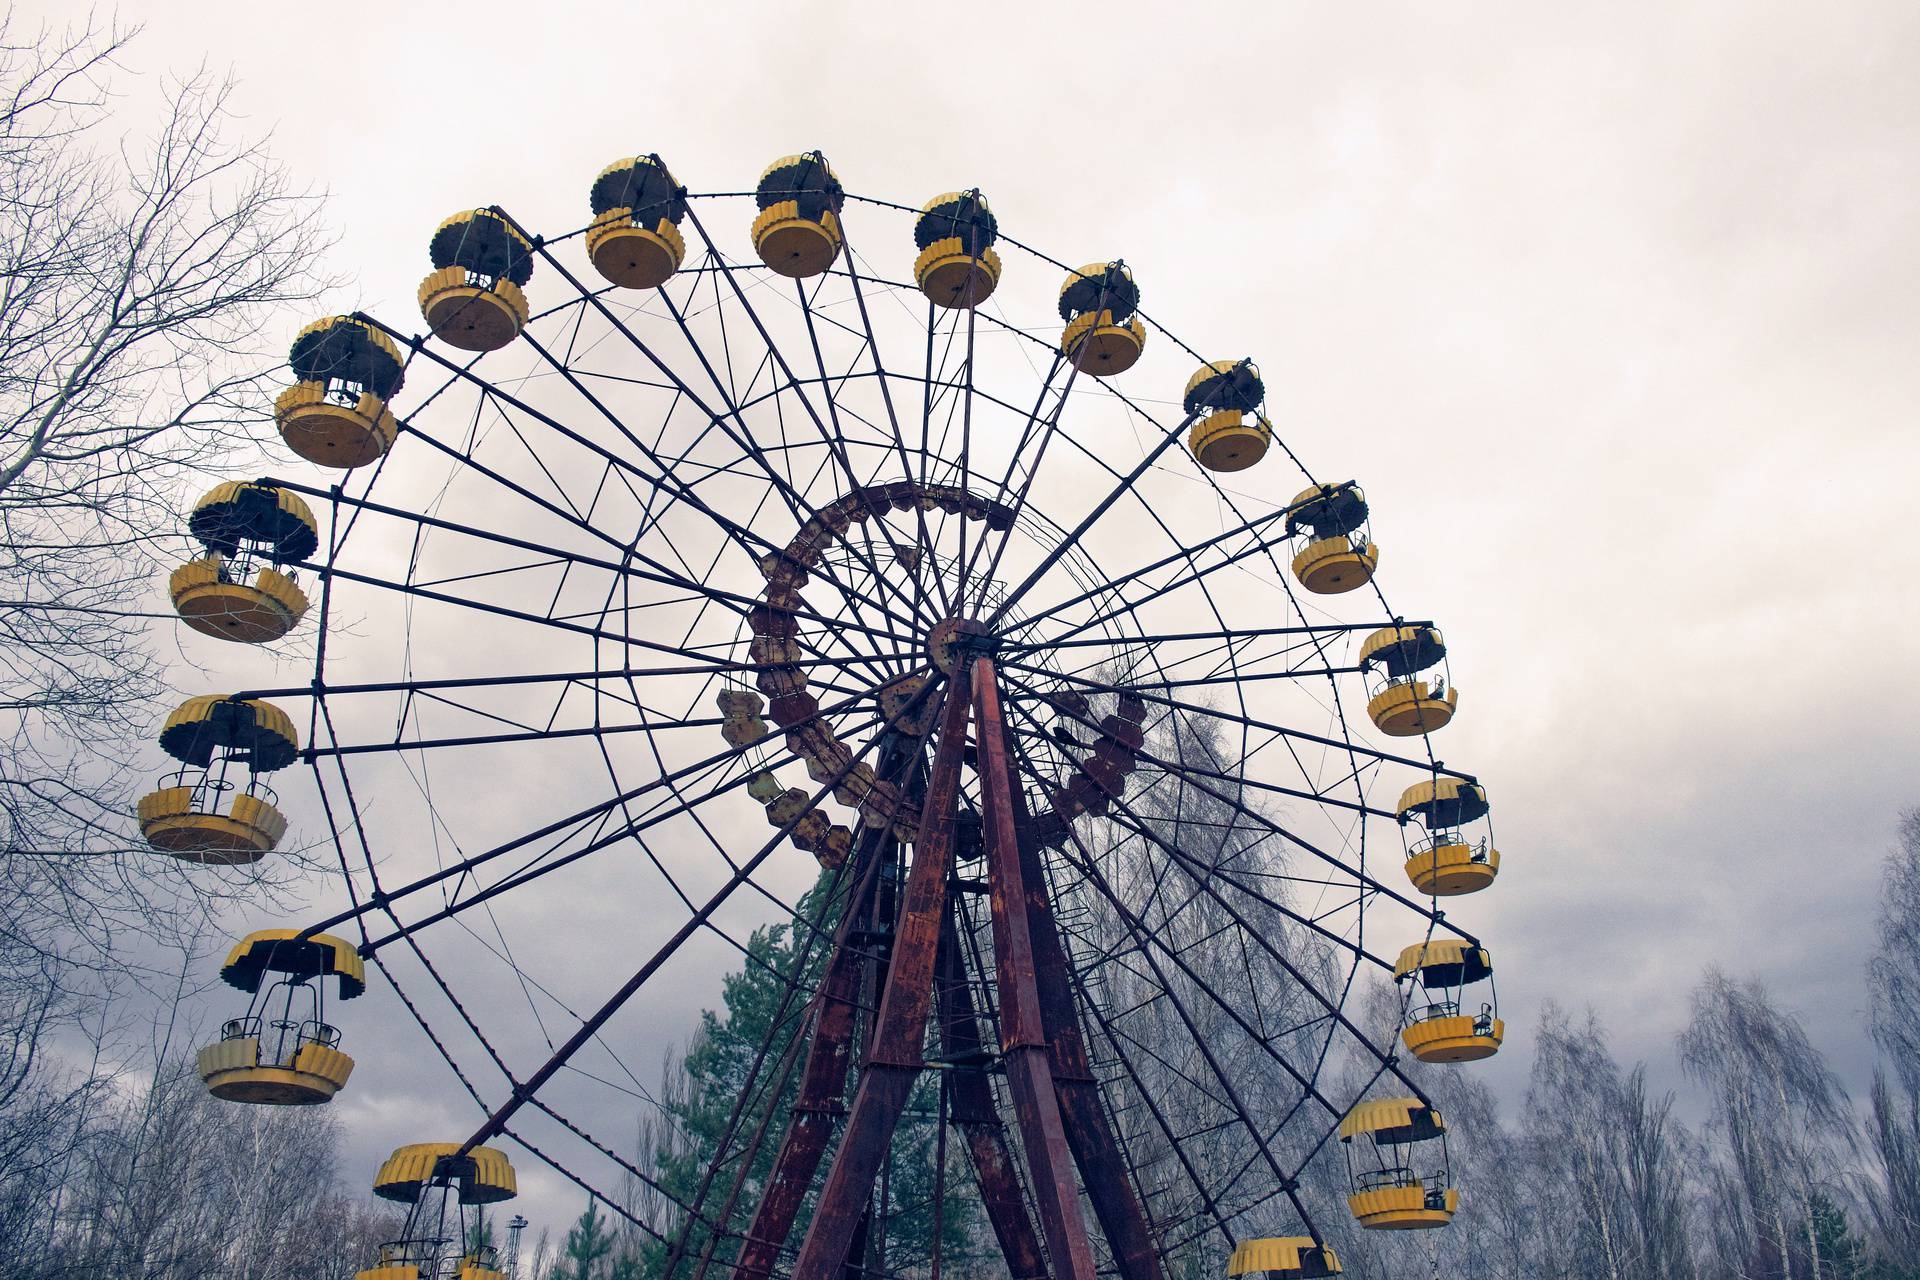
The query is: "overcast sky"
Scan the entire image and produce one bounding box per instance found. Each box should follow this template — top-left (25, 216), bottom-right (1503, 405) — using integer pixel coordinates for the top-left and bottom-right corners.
top-left (30, 0), bottom-right (1920, 1244)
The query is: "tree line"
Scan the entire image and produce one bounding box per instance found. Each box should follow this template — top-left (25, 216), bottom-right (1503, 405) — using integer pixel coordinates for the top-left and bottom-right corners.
top-left (547, 715), bottom-right (1919, 1280)
top-left (0, 1030), bottom-right (396, 1279)
top-left (4, 812), bottom-right (1909, 1279)
top-left (1301, 811), bottom-right (1920, 1279)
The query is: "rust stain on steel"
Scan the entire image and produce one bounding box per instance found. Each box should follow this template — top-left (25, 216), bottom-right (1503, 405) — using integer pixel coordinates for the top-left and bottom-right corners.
top-left (789, 670), bottom-right (974, 1280)
top-left (937, 908), bottom-right (1049, 1280)
top-left (973, 657), bottom-right (1099, 1280)
top-left (732, 833), bottom-right (885, 1280)
top-left (1005, 722), bottom-right (1167, 1280)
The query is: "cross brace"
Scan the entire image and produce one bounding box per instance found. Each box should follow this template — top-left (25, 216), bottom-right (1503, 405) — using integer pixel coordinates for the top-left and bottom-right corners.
top-left (730, 657), bottom-right (1164, 1280)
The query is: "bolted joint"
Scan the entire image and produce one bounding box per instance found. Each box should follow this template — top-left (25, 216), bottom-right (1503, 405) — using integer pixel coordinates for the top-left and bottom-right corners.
top-left (954, 623), bottom-right (1002, 658)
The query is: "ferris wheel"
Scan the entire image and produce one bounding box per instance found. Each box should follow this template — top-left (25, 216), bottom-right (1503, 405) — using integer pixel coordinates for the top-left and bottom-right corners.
top-left (142, 151), bottom-right (1511, 1280)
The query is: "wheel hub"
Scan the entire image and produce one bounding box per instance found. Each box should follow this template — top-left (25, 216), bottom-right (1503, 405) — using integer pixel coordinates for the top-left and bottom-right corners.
top-left (926, 617), bottom-right (990, 675)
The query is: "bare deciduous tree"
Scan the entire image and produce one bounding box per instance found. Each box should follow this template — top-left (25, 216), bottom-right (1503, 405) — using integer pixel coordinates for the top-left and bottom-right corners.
top-left (1681, 967), bottom-right (1856, 1280)
top-left (1523, 1003), bottom-right (1696, 1280)
top-left (1868, 811), bottom-right (1920, 1093)
top-left (1087, 700), bottom-right (1342, 1258)
top-left (0, 1045), bottom-right (397, 1280)
top-left (1864, 810), bottom-right (1920, 1265)
top-left (0, 14), bottom-right (329, 1039)
top-left (1863, 1072), bottom-right (1920, 1271)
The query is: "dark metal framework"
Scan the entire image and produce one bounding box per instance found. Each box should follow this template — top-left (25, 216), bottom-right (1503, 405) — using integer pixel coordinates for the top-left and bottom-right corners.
top-left (251, 179), bottom-right (1484, 1277)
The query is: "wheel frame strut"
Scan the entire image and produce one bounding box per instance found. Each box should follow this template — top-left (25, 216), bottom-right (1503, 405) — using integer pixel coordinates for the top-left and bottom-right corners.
top-left (742, 655), bottom-right (1162, 1280)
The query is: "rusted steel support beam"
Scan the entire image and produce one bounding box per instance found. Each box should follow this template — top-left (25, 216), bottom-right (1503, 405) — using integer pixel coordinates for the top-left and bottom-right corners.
top-left (790, 670), bottom-right (974, 1280)
top-left (972, 657), bottom-right (1098, 1280)
top-left (731, 832), bottom-right (889, 1280)
top-left (1005, 731), bottom-right (1167, 1280)
top-left (841, 1212), bottom-right (871, 1280)
top-left (936, 907), bottom-right (1049, 1280)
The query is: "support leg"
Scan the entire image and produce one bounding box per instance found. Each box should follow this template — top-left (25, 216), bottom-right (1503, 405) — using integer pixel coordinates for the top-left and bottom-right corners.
top-left (789, 671), bottom-right (974, 1280)
top-left (1010, 757), bottom-right (1166, 1280)
top-left (972, 657), bottom-right (1098, 1280)
top-left (732, 832), bottom-right (888, 1280)
top-left (936, 907), bottom-right (1049, 1280)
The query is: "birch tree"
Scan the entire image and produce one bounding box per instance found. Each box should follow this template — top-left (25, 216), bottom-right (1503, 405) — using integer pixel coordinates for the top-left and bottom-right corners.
top-left (1865, 810), bottom-right (1920, 1266)
top-left (7, 1052), bottom-right (396, 1280)
top-left (1524, 1004), bottom-right (1696, 1280)
top-left (1681, 968), bottom-right (1855, 1279)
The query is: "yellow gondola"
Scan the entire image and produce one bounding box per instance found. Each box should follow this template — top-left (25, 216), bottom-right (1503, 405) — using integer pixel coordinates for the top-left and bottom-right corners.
top-left (198, 929), bottom-right (364, 1105)
top-left (1397, 776), bottom-right (1501, 896)
top-left (1184, 359), bottom-right (1272, 473)
top-left (170, 481), bottom-right (318, 644)
top-left (1358, 624), bottom-right (1457, 736)
top-left (418, 209), bottom-right (534, 351)
top-left (1394, 938), bottom-right (1505, 1063)
top-left (137, 695), bottom-right (298, 863)
top-left (1227, 1235), bottom-right (1341, 1277)
top-left (355, 1143), bottom-right (517, 1280)
top-left (1058, 261), bottom-right (1145, 375)
top-left (913, 190), bottom-right (1001, 309)
top-left (585, 154), bottom-right (688, 289)
top-left (752, 153), bottom-right (844, 279)
top-left (1338, 1098), bottom-right (1459, 1229)
top-left (273, 316), bottom-right (405, 468)
top-left (1285, 484), bottom-right (1377, 594)
top-left (373, 1143), bottom-right (518, 1204)
top-left (356, 1254), bottom-right (503, 1280)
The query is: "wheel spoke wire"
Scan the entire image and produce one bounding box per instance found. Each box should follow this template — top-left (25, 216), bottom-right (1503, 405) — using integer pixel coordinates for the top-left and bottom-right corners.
top-left (271, 185), bottom-right (1495, 1271)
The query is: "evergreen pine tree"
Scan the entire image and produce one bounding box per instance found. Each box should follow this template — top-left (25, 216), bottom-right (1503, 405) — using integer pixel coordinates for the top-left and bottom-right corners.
top-left (1812, 1193), bottom-right (1866, 1278)
top-left (467, 1206), bottom-right (496, 1265)
top-left (637, 872), bottom-right (976, 1276)
top-left (554, 1200), bottom-right (617, 1280)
